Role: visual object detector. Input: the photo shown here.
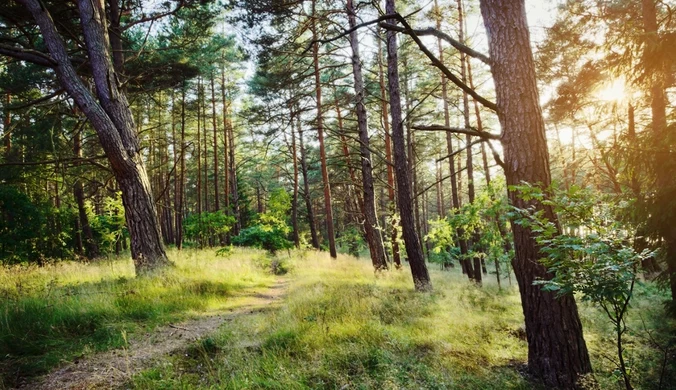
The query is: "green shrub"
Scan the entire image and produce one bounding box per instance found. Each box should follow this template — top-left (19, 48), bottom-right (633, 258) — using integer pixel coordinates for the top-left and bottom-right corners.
top-left (184, 210), bottom-right (235, 244)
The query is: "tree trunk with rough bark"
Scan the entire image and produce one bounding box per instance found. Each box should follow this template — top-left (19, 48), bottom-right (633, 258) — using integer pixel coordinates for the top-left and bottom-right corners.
top-left (377, 28), bottom-right (401, 268)
top-left (479, 0), bottom-right (592, 387)
top-left (386, 0), bottom-right (431, 291)
top-left (311, 0), bottom-right (337, 258)
top-left (347, 0), bottom-right (388, 270)
top-left (18, 0), bottom-right (169, 273)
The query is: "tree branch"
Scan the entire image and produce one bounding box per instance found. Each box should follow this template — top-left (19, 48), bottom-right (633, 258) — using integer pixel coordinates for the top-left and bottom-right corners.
top-left (0, 155), bottom-right (108, 168)
top-left (301, 14), bottom-right (398, 55)
top-left (8, 89), bottom-right (65, 110)
top-left (0, 44), bottom-right (55, 67)
top-left (413, 124), bottom-right (501, 140)
top-left (379, 15), bottom-right (497, 112)
top-left (381, 24), bottom-right (490, 65)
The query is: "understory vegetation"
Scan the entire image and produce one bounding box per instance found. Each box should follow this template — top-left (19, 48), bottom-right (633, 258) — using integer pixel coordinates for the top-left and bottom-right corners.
top-left (0, 248), bottom-right (657, 390)
top-left (0, 249), bottom-right (274, 386)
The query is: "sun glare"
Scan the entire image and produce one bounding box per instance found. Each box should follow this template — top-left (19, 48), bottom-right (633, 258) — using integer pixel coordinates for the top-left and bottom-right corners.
top-left (595, 78), bottom-right (627, 103)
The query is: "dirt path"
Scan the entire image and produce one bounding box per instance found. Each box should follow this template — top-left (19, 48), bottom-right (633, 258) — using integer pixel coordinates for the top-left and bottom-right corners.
top-left (18, 279), bottom-right (288, 390)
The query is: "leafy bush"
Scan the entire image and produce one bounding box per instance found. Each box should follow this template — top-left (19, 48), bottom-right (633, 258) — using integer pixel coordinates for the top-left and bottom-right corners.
top-left (86, 192), bottom-right (127, 254)
top-left (184, 210), bottom-right (235, 244)
top-left (233, 224), bottom-right (292, 255)
top-left (426, 179), bottom-right (513, 274)
top-left (232, 189), bottom-right (293, 254)
top-left (337, 226), bottom-right (365, 257)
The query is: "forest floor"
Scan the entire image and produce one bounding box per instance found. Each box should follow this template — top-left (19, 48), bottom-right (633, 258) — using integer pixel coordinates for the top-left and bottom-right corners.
top-left (22, 279), bottom-right (288, 390)
top-left (1, 248), bottom-right (675, 389)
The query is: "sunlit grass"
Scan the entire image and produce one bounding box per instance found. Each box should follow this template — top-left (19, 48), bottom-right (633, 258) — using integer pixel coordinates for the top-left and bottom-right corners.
top-left (1, 248), bottom-right (672, 389)
top-left (130, 251), bottom-right (674, 390)
top-left (131, 251), bottom-right (533, 389)
top-left (0, 248), bottom-right (275, 386)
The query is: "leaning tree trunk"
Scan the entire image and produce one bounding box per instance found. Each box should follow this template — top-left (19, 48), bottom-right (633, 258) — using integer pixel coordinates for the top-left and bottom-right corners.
top-left (385, 0), bottom-right (431, 291)
top-left (479, 0), bottom-right (592, 387)
top-left (347, 0), bottom-right (388, 270)
top-left (19, 0), bottom-right (169, 273)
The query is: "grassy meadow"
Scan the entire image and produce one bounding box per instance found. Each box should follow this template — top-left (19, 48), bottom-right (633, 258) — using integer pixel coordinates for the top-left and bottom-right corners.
top-left (0, 249), bottom-right (674, 389)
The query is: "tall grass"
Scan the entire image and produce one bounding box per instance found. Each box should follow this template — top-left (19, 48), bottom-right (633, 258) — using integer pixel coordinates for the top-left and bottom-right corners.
top-left (131, 251), bottom-right (675, 390)
top-left (132, 251), bottom-right (533, 389)
top-left (0, 248), bottom-right (274, 386)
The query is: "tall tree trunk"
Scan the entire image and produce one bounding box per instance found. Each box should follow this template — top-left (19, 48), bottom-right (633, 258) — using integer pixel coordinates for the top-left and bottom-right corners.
top-left (290, 103), bottom-right (300, 248)
top-left (197, 78), bottom-right (203, 216)
top-left (222, 62), bottom-right (231, 213)
top-left (347, 0), bottom-right (388, 270)
top-left (385, 0), bottom-right (431, 291)
top-left (434, 1), bottom-right (467, 274)
top-left (176, 83), bottom-right (186, 249)
top-left (19, 0), bottom-right (169, 272)
top-left (202, 82), bottom-right (209, 216)
top-left (642, 0), bottom-right (676, 301)
top-left (298, 117), bottom-right (320, 249)
top-left (228, 111), bottom-right (240, 235)
top-left (336, 102), bottom-right (364, 211)
top-left (436, 159), bottom-right (444, 217)
top-left (469, 54), bottom-right (504, 288)
top-left (311, 0), bottom-right (337, 258)
top-left (402, 60), bottom-right (424, 257)
top-left (378, 28), bottom-right (401, 268)
top-left (479, 0), bottom-right (592, 387)
top-left (457, 0), bottom-right (482, 284)
top-left (211, 73), bottom-right (220, 212)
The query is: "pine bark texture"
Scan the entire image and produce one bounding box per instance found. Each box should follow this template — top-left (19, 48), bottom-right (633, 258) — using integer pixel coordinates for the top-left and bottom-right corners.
top-left (19, 0), bottom-right (169, 273)
top-left (385, 0), bottom-right (431, 290)
top-left (347, 0), bottom-right (388, 270)
top-left (479, 0), bottom-right (592, 387)
top-left (378, 30), bottom-right (401, 268)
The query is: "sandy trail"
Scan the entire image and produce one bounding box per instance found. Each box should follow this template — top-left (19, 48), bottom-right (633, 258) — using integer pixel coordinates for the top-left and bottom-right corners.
top-left (17, 279), bottom-right (288, 390)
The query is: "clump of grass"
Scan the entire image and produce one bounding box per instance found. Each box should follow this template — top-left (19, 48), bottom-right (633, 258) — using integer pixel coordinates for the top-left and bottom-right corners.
top-left (0, 248), bottom-right (274, 386)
